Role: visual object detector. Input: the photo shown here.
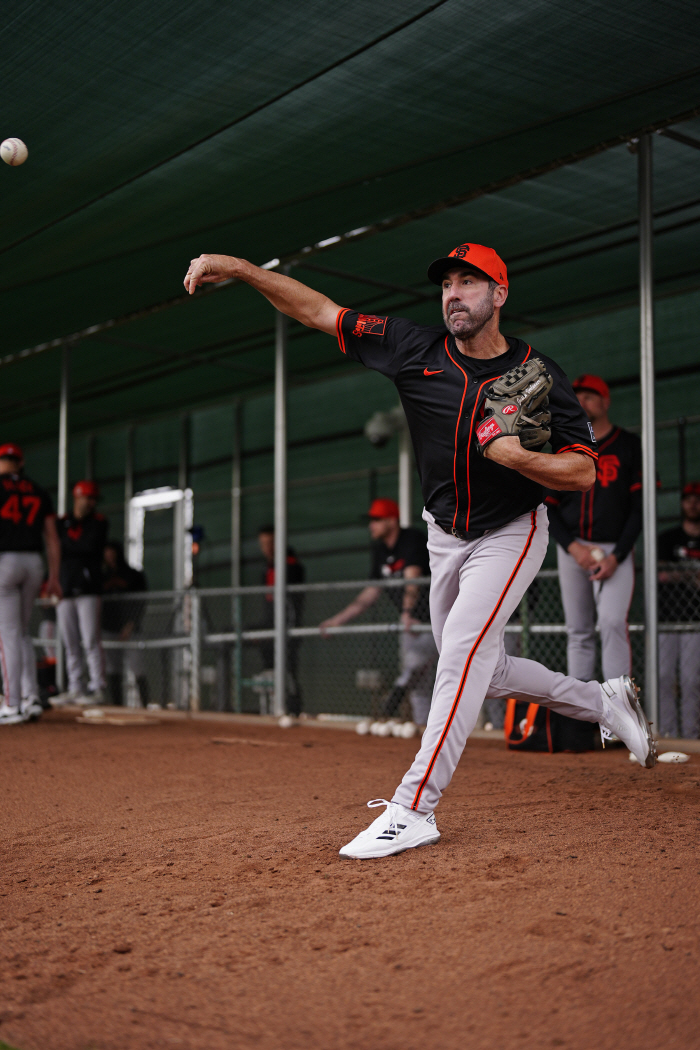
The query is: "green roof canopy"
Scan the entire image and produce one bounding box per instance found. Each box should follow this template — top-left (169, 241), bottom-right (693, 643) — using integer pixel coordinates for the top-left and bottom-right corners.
top-left (2, 0), bottom-right (699, 443)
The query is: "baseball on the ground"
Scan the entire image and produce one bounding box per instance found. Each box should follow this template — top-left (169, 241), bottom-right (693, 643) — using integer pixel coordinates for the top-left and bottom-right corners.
top-left (590, 547), bottom-right (605, 562)
top-left (278, 714), bottom-right (294, 729)
top-left (355, 719), bottom-right (371, 735)
top-left (1, 137), bottom-right (28, 165)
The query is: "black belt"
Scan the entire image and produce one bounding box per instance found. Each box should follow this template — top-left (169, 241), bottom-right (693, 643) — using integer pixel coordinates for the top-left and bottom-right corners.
top-left (438, 523), bottom-right (486, 542)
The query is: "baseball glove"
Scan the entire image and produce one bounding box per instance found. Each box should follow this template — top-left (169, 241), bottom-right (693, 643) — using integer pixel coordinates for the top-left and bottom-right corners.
top-left (476, 357), bottom-right (553, 454)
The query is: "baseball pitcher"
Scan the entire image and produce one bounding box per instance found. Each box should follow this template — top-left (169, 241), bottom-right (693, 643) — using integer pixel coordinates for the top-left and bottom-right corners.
top-left (0, 444), bottom-right (61, 724)
top-left (183, 242), bottom-right (656, 860)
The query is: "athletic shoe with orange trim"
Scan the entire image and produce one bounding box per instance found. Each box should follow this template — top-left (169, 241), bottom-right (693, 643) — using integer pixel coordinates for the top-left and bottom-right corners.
top-left (339, 799), bottom-right (440, 859)
top-left (599, 676), bottom-right (656, 768)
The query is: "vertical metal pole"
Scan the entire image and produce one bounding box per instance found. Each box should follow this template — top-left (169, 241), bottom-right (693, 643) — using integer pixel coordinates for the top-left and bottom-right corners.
top-left (231, 400), bottom-right (242, 713)
top-left (639, 133), bottom-right (658, 728)
top-left (678, 417), bottom-right (687, 493)
top-left (273, 291), bottom-right (289, 718)
top-left (57, 345), bottom-right (70, 517)
top-left (85, 433), bottom-right (95, 481)
top-left (398, 422), bottom-right (412, 528)
top-left (189, 591), bottom-right (201, 712)
top-left (174, 414), bottom-right (189, 591)
top-left (55, 344), bottom-right (70, 692)
top-left (124, 425), bottom-right (134, 546)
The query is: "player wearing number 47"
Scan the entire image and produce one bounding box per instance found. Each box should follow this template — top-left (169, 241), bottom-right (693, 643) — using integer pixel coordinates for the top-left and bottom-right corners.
top-left (184, 242), bottom-right (657, 860)
top-left (545, 375), bottom-right (642, 685)
top-left (0, 444), bottom-right (61, 724)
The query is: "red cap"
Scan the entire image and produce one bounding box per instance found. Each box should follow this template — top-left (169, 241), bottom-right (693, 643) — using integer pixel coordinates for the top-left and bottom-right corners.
top-left (368, 498), bottom-right (400, 520)
top-left (427, 243), bottom-right (508, 287)
top-left (572, 374), bottom-right (610, 399)
top-left (73, 480), bottom-right (99, 499)
top-left (0, 443), bottom-right (24, 462)
top-left (682, 482), bottom-right (700, 498)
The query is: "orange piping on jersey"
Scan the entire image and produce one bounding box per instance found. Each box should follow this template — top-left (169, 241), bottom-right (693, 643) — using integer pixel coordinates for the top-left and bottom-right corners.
top-left (443, 338), bottom-right (469, 530)
top-left (411, 509), bottom-right (538, 810)
top-left (596, 427), bottom-right (620, 453)
top-left (556, 444), bottom-right (598, 460)
top-left (335, 308), bottom-right (350, 354)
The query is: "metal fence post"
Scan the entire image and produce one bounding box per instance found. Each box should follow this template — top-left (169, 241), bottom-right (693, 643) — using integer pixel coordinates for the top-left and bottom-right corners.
top-left (273, 295), bottom-right (289, 719)
top-left (190, 590), bottom-right (201, 712)
top-left (638, 132), bottom-right (658, 726)
top-left (55, 343), bottom-right (70, 693)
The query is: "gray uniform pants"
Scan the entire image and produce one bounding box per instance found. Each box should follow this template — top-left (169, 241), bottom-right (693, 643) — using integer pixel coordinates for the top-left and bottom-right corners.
top-left (57, 595), bottom-right (105, 693)
top-left (556, 541), bottom-right (635, 681)
top-left (659, 632), bottom-right (700, 738)
top-left (0, 551), bottom-right (44, 706)
top-left (397, 630), bottom-right (438, 726)
top-left (392, 507), bottom-right (603, 814)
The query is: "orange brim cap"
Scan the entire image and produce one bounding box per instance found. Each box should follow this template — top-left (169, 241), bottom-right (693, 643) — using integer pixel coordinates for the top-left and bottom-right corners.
top-left (427, 243), bottom-right (508, 287)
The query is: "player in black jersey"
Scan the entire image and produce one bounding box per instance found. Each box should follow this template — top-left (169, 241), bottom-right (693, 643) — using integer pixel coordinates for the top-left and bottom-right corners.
top-left (658, 482), bottom-right (700, 737)
top-left (320, 497), bottom-right (437, 732)
top-left (184, 244), bottom-right (655, 860)
top-left (54, 481), bottom-right (108, 704)
top-left (546, 374), bottom-right (642, 684)
top-left (0, 443), bottom-right (61, 724)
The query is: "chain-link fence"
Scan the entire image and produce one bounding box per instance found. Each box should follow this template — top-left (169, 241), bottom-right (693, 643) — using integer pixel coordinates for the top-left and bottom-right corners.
top-left (26, 566), bottom-right (700, 732)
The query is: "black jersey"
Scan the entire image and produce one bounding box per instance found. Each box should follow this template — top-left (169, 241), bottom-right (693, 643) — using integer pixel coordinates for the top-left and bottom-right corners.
top-left (545, 427), bottom-right (642, 562)
top-left (262, 549), bottom-right (305, 630)
top-left (0, 472), bottom-right (54, 552)
top-left (658, 525), bottom-right (700, 622)
top-left (58, 513), bottom-right (108, 596)
top-left (370, 526), bottom-right (431, 621)
top-left (336, 311), bottom-right (597, 537)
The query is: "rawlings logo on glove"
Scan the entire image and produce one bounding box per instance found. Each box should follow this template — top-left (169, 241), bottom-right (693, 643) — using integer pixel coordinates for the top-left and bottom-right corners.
top-left (476, 357), bottom-right (553, 455)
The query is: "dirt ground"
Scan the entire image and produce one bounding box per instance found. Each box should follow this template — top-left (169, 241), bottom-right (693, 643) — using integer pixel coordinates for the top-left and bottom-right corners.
top-left (1, 711), bottom-right (699, 1050)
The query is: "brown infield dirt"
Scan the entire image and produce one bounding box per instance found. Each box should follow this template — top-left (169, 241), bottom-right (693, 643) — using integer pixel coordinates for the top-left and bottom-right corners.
top-left (1, 710), bottom-right (699, 1050)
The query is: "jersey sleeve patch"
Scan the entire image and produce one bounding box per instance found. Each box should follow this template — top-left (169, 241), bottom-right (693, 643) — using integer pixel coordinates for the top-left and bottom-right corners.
top-left (352, 314), bottom-right (387, 338)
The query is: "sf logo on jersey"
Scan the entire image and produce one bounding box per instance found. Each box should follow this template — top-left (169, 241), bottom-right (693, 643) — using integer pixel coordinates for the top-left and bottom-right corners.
top-left (597, 454), bottom-right (620, 488)
top-left (381, 557), bottom-right (406, 577)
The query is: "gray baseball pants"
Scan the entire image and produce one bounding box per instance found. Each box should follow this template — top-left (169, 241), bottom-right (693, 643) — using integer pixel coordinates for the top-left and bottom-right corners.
top-left (659, 632), bottom-right (700, 738)
top-left (0, 551), bottom-right (44, 707)
top-left (392, 506), bottom-right (603, 813)
top-left (556, 541), bottom-right (635, 681)
top-left (398, 630), bottom-right (438, 726)
top-left (57, 595), bottom-right (105, 694)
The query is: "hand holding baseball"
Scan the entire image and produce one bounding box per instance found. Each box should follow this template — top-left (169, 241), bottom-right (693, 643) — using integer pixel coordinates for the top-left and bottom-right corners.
top-left (588, 553), bottom-right (618, 581)
top-left (184, 254), bottom-right (240, 294)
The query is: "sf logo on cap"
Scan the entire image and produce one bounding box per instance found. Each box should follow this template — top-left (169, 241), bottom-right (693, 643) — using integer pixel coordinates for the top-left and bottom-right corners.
top-left (450, 244), bottom-right (471, 260)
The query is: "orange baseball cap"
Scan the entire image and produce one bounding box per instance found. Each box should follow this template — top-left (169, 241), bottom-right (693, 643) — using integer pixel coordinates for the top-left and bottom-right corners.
top-left (682, 482), bottom-right (700, 498)
top-left (572, 374), bottom-right (610, 399)
top-left (73, 480), bottom-right (99, 499)
top-left (367, 498), bottom-right (400, 520)
top-left (0, 443), bottom-right (24, 461)
top-left (427, 243), bottom-right (508, 287)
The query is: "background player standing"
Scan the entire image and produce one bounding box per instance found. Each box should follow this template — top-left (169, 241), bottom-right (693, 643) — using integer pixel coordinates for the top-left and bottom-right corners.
top-left (546, 374), bottom-right (642, 682)
top-left (658, 482), bottom-right (700, 738)
top-left (320, 497), bottom-right (436, 730)
top-left (257, 525), bottom-right (305, 718)
top-left (0, 444), bottom-right (61, 724)
top-left (102, 540), bottom-right (149, 707)
top-left (183, 243), bottom-right (656, 861)
top-left (54, 481), bottom-right (108, 704)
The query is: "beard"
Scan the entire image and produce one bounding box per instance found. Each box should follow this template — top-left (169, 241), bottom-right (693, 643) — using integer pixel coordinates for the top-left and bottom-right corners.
top-left (443, 288), bottom-right (495, 339)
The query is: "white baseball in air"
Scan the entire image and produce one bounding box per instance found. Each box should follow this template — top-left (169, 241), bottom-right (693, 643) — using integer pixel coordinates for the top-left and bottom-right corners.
top-left (1, 138), bottom-right (28, 166)
top-left (590, 547), bottom-right (605, 562)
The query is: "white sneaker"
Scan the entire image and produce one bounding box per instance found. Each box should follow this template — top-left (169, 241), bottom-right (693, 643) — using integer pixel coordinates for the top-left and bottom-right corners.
top-left (51, 690), bottom-right (83, 707)
top-left (76, 689), bottom-right (105, 706)
top-left (0, 703), bottom-right (25, 725)
top-left (339, 799), bottom-right (440, 859)
top-left (20, 697), bottom-right (43, 721)
top-left (599, 676), bottom-right (656, 768)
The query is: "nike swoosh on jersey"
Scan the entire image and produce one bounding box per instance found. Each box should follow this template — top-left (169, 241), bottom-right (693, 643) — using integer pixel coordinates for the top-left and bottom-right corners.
top-left (423, 368), bottom-right (444, 375)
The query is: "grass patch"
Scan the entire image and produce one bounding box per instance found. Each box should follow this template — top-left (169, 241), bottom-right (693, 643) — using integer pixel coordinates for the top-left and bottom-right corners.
top-left (0, 1041), bottom-right (21, 1050)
